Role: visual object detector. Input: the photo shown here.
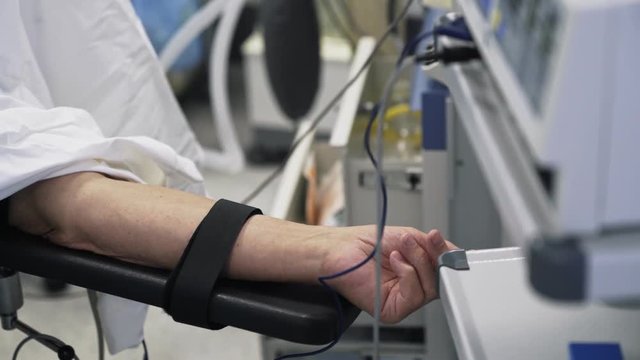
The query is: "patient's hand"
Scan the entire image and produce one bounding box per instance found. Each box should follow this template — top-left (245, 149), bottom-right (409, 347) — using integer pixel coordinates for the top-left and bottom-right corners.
top-left (321, 227), bottom-right (456, 324)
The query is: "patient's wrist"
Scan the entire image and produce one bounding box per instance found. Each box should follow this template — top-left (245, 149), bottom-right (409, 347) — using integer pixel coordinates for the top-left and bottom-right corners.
top-left (226, 215), bottom-right (344, 283)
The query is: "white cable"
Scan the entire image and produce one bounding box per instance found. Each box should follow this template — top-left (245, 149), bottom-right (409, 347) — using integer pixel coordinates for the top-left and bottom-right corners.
top-left (158, 0), bottom-right (225, 72)
top-left (202, 0), bottom-right (246, 172)
top-left (159, 0), bottom-right (246, 173)
top-left (373, 59), bottom-right (414, 360)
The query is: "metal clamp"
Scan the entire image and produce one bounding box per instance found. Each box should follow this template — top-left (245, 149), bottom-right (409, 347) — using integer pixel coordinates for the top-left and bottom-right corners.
top-left (358, 168), bottom-right (423, 191)
top-left (0, 268), bottom-right (23, 330)
top-left (0, 267), bottom-right (77, 359)
top-left (436, 249), bottom-right (470, 297)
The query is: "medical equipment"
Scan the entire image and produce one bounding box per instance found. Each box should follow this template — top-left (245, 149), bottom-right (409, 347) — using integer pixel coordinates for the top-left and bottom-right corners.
top-left (411, 0), bottom-right (640, 357)
top-left (273, 4), bottom-right (419, 359)
top-left (161, 0), bottom-right (324, 172)
top-left (160, 0), bottom-right (247, 172)
top-left (438, 248), bottom-right (640, 360)
top-left (243, 2), bottom-right (415, 204)
top-left (437, 0), bottom-right (640, 302)
top-left (267, 46), bottom-right (431, 360)
top-left (0, 268), bottom-right (78, 360)
top-left (259, 2), bottom-right (440, 359)
top-left (263, 7), bottom-right (487, 359)
top-left (261, 0), bottom-right (320, 121)
top-left (132, 0), bottom-right (204, 75)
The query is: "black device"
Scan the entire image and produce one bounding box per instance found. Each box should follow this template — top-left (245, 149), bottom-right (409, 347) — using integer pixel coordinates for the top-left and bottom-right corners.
top-left (261, 0), bottom-right (320, 121)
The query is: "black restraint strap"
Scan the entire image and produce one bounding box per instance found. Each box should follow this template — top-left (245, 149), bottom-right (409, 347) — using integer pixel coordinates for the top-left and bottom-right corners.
top-left (165, 199), bottom-right (262, 329)
top-left (0, 197), bottom-right (9, 229)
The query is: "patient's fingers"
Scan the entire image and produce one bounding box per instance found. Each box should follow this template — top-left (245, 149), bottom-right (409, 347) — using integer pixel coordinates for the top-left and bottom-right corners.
top-left (418, 229), bottom-right (455, 266)
top-left (388, 250), bottom-right (424, 321)
top-left (397, 233), bottom-right (435, 302)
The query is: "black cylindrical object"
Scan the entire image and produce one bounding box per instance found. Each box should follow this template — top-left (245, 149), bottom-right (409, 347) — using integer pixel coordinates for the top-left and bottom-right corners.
top-left (261, 0), bottom-right (320, 121)
top-left (0, 268), bottom-right (23, 330)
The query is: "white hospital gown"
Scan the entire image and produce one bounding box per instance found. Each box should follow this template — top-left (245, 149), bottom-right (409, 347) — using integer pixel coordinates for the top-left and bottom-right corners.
top-left (1, 0), bottom-right (207, 354)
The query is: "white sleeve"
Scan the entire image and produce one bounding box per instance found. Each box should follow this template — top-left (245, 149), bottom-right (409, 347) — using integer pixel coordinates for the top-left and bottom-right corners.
top-left (18, 0), bottom-right (204, 164)
top-left (0, 100), bottom-right (206, 199)
top-left (0, 1), bottom-right (206, 200)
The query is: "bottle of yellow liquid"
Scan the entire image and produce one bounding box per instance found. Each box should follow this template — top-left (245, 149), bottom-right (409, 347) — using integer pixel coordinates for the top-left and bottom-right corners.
top-left (381, 79), bottom-right (422, 160)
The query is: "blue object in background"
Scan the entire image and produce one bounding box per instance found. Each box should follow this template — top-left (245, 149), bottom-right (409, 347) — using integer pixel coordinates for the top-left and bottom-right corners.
top-left (422, 88), bottom-right (449, 151)
top-left (570, 343), bottom-right (624, 360)
top-left (131, 0), bottom-right (204, 71)
top-left (415, 10), bottom-right (450, 152)
top-left (410, 8), bottom-right (445, 112)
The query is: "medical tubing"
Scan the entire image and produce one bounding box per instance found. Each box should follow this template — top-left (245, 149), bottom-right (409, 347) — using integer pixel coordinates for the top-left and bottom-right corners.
top-left (202, 0), bottom-right (246, 172)
top-left (371, 58), bottom-right (414, 360)
top-left (242, 0), bottom-right (416, 204)
top-left (271, 5), bottom-right (416, 359)
top-left (398, 30), bottom-right (434, 66)
top-left (272, 21), bottom-right (426, 360)
top-left (374, 99), bottom-right (383, 360)
top-left (273, 107), bottom-right (387, 360)
top-left (363, 106), bottom-right (390, 308)
top-left (159, 0), bottom-right (246, 173)
top-left (273, 282), bottom-right (343, 359)
top-left (373, 55), bottom-right (396, 360)
top-left (158, 0), bottom-right (225, 71)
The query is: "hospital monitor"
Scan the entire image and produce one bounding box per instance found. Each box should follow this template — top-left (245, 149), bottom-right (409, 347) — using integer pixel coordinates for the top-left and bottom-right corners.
top-left (451, 0), bottom-right (640, 301)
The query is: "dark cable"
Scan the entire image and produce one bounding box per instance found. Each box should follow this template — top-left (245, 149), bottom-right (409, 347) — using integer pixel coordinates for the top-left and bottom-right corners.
top-left (142, 339), bottom-right (149, 360)
top-left (414, 24), bottom-right (480, 65)
top-left (274, 15), bottom-right (441, 359)
top-left (398, 30), bottom-right (433, 65)
top-left (271, 11), bottom-right (435, 360)
top-left (362, 105), bottom-right (389, 233)
top-left (12, 333), bottom-right (78, 360)
top-left (417, 45), bottom-right (480, 65)
top-left (273, 105), bottom-right (388, 360)
top-left (274, 15), bottom-right (427, 360)
top-left (399, 21), bottom-right (475, 66)
top-left (272, 3), bottom-right (423, 358)
top-left (275, 11), bottom-right (436, 359)
top-left (242, 0), bottom-right (416, 204)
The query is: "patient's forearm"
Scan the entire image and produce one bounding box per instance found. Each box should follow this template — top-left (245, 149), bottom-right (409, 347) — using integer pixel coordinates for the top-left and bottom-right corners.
top-left (7, 172), bottom-right (333, 282)
top-left (9, 172), bottom-right (211, 268)
top-left (7, 172), bottom-right (457, 324)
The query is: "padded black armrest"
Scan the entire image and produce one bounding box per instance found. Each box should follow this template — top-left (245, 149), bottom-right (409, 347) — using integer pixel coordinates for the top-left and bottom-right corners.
top-left (0, 227), bottom-right (360, 345)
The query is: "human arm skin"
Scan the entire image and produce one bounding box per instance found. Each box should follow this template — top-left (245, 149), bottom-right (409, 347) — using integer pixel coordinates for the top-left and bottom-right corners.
top-left (7, 172), bottom-right (456, 324)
